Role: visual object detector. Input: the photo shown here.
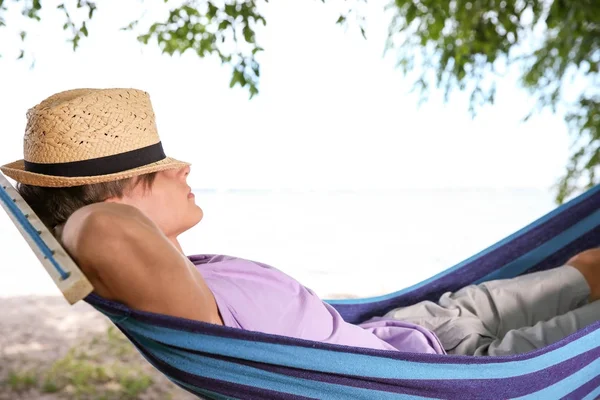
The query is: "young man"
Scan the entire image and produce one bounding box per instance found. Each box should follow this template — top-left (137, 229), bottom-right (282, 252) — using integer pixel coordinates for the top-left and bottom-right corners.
top-left (2, 88), bottom-right (599, 356)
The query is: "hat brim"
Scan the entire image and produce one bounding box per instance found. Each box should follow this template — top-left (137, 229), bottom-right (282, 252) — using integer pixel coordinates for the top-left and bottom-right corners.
top-left (0, 157), bottom-right (191, 188)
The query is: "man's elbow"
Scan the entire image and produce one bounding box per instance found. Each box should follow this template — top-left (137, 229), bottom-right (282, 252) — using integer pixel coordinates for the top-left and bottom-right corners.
top-left (62, 204), bottom-right (136, 264)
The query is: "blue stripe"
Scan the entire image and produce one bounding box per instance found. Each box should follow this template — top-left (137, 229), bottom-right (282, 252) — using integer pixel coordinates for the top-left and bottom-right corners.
top-left (475, 208), bottom-right (600, 283)
top-left (173, 378), bottom-right (237, 400)
top-left (515, 357), bottom-right (600, 399)
top-left (137, 335), bottom-right (431, 400)
top-left (126, 335), bottom-right (239, 399)
top-left (327, 186), bottom-right (600, 306)
top-left (121, 318), bottom-right (600, 380)
top-left (583, 386), bottom-right (600, 400)
top-left (0, 181), bottom-right (71, 280)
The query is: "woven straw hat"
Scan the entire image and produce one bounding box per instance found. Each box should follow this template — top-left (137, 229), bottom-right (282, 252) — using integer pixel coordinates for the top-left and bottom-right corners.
top-left (0, 88), bottom-right (190, 187)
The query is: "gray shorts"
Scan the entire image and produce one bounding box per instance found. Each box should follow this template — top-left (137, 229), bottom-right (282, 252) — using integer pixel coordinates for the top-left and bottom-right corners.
top-left (385, 266), bottom-right (600, 356)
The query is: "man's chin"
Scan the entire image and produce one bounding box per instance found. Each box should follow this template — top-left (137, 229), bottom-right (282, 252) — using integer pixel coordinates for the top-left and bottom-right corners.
top-left (188, 208), bottom-right (204, 229)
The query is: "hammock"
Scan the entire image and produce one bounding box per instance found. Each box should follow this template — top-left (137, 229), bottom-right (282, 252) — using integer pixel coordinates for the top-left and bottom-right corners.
top-left (1, 173), bottom-right (599, 399)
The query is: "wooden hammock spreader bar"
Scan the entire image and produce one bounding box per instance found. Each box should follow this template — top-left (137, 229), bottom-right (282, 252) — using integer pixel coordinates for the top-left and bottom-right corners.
top-left (0, 172), bottom-right (93, 304)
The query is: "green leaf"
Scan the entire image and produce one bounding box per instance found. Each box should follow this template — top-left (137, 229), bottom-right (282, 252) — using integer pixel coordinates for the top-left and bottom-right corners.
top-left (207, 2), bottom-right (218, 19)
top-left (229, 70), bottom-right (241, 88)
top-left (121, 20), bottom-right (139, 31)
top-left (243, 25), bottom-right (254, 43)
top-left (137, 33), bottom-right (151, 45)
top-left (72, 34), bottom-right (80, 50)
top-left (249, 84), bottom-right (259, 98)
top-left (218, 20), bottom-right (230, 30)
top-left (224, 4), bottom-right (236, 17)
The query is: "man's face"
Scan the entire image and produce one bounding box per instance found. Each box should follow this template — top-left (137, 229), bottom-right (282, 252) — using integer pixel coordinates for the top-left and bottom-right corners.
top-left (112, 166), bottom-right (203, 238)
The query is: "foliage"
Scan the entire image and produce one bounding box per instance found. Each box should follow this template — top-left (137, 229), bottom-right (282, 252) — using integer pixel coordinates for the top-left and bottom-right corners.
top-left (0, 0), bottom-right (598, 202)
top-left (1, 326), bottom-right (185, 399)
top-left (383, 0), bottom-right (599, 203)
top-left (5, 369), bottom-right (38, 391)
top-left (0, 0), bottom-right (266, 97)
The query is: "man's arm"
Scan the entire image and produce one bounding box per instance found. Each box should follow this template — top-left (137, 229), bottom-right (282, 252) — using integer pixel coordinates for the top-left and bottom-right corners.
top-left (61, 202), bottom-right (223, 325)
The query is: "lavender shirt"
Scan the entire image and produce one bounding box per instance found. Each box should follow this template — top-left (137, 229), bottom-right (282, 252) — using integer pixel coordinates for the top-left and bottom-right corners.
top-left (190, 254), bottom-right (445, 354)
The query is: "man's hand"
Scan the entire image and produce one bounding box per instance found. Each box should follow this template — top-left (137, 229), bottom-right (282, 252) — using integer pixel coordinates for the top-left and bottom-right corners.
top-left (567, 248), bottom-right (600, 302)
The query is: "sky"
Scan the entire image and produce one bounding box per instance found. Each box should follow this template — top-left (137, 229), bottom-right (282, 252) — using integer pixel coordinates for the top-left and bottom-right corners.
top-left (0, 0), bottom-right (572, 191)
top-left (0, 0), bottom-right (579, 300)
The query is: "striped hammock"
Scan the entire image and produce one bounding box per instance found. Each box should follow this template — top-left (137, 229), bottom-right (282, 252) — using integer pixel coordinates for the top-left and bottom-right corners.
top-left (1, 172), bottom-right (598, 399)
top-left (86, 186), bottom-right (600, 399)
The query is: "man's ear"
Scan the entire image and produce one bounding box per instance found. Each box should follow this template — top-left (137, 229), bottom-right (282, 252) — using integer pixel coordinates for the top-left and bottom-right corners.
top-left (54, 224), bottom-right (65, 241)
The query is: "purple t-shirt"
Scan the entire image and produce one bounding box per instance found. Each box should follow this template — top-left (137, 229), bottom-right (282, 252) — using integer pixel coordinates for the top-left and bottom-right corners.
top-left (190, 254), bottom-right (445, 354)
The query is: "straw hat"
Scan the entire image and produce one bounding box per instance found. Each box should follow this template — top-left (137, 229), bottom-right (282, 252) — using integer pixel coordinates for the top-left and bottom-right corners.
top-left (0, 88), bottom-right (190, 187)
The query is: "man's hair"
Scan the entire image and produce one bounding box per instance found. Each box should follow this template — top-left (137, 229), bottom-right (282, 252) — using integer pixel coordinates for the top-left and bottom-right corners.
top-left (17, 173), bottom-right (157, 235)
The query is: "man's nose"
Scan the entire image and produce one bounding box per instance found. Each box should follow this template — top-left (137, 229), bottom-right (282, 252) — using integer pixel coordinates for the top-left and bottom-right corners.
top-left (180, 165), bottom-right (191, 178)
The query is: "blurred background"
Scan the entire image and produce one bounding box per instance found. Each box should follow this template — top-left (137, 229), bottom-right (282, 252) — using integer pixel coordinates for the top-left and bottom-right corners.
top-left (0, 0), bottom-right (597, 398)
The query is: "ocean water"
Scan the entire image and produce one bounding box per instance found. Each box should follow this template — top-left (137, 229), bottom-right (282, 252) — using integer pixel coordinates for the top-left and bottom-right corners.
top-left (0, 188), bottom-right (558, 299)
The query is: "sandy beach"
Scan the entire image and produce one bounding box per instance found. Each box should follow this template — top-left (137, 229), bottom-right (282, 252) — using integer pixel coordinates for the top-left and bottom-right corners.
top-left (0, 296), bottom-right (197, 399)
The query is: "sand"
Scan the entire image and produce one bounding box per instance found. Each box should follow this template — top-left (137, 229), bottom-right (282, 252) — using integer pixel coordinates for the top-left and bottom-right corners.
top-left (0, 296), bottom-right (198, 399)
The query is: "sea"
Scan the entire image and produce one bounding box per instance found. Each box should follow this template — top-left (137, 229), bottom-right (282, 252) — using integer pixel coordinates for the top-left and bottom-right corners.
top-left (0, 188), bottom-right (558, 299)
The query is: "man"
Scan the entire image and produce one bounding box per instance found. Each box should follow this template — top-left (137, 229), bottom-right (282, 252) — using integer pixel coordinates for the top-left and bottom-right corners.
top-left (2, 88), bottom-right (598, 356)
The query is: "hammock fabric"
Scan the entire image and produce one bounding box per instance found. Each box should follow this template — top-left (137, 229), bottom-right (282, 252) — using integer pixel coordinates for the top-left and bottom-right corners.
top-left (85, 187), bottom-right (600, 400)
